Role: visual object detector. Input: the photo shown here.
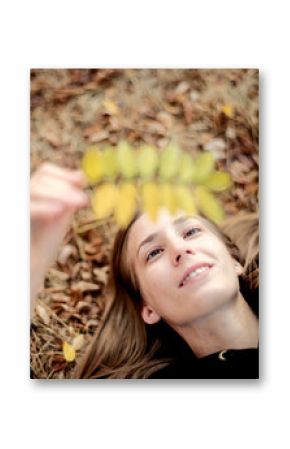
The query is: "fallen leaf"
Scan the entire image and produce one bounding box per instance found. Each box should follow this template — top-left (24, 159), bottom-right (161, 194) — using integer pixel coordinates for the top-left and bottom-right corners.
top-left (103, 99), bottom-right (119, 115)
top-left (72, 334), bottom-right (85, 351)
top-left (156, 111), bottom-right (173, 129)
top-left (63, 341), bottom-right (76, 362)
top-left (175, 81), bottom-right (190, 94)
top-left (35, 304), bottom-right (50, 326)
top-left (204, 138), bottom-right (226, 160)
top-left (93, 266), bottom-right (109, 284)
top-left (57, 244), bottom-right (78, 265)
top-left (71, 281), bottom-right (101, 293)
top-left (222, 104), bottom-right (234, 118)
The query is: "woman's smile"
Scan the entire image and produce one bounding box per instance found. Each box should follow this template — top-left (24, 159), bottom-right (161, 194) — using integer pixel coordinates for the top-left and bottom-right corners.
top-left (179, 264), bottom-right (214, 288)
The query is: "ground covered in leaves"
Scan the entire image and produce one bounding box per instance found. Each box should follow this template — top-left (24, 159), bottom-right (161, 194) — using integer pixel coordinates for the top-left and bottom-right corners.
top-left (30, 69), bottom-right (259, 378)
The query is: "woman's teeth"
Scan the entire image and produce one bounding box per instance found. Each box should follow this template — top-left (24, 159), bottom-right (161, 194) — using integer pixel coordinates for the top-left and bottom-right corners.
top-left (181, 266), bottom-right (210, 286)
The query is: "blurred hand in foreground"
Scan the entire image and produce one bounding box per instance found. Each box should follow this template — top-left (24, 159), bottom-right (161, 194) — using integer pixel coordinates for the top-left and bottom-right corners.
top-left (30, 162), bottom-right (89, 316)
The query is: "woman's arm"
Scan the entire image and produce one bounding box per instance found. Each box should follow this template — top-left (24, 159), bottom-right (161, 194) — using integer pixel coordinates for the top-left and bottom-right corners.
top-left (30, 162), bottom-right (89, 317)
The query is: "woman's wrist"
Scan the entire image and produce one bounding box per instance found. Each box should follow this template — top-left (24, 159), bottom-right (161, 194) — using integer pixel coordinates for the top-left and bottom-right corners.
top-left (30, 246), bottom-right (50, 317)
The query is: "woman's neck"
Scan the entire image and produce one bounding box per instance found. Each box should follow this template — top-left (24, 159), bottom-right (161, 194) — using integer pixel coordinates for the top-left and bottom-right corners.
top-left (175, 294), bottom-right (259, 358)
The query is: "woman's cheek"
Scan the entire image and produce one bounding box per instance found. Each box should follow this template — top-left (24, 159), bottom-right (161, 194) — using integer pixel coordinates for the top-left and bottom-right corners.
top-left (146, 263), bottom-right (166, 290)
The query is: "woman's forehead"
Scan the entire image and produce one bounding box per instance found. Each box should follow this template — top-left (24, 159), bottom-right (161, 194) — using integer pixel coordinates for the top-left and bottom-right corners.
top-left (127, 209), bottom-right (205, 258)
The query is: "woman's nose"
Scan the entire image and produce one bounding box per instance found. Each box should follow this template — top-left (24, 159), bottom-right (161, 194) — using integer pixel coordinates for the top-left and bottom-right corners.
top-left (174, 249), bottom-right (193, 264)
top-left (168, 238), bottom-right (195, 264)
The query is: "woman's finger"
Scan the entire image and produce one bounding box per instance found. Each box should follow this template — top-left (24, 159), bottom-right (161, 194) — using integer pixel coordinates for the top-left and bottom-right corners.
top-left (30, 200), bottom-right (65, 220)
top-left (31, 174), bottom-right (89, 207)
top-left (36, 162), bottom-right (88, 188)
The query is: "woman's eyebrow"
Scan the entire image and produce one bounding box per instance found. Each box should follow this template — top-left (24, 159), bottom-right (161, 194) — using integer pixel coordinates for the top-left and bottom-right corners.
top-left (137, 216), bottom-right (194, 257)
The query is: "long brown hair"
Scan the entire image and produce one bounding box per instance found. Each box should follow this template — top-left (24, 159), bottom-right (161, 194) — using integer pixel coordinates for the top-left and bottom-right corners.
top-left (73, 210), bottom-right (259, 379)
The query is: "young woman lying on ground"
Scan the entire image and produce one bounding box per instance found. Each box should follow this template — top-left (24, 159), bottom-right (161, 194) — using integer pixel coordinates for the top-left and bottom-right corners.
top-left (31, 163), bottom-right (259, 379)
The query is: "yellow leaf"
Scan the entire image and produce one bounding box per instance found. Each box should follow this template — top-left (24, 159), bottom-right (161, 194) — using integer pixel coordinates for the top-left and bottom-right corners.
top-left (175, 185), bottom-right (197, 215)
top-left (192, 151), bottom-right (215, 183)
top-left (102, 146), bottom-right (118, 179)
top-left (178, 152), bottom-right (196, 183)
top-left (203, 170), bottom-right (232, 192)
top-left (222, 104), bottom-right (234, 118)
top-left (114, 182), bottom-right (138, 228)
top-left (63, 341), bottom-right (76, 362)
top-left (82, 147), bottom-right (104, 184)
top-left (137, 145), bottom-right (159, 180)
top-left (72, 334), bottom-right (85, 351)
top-left (159, 144), bottom-right (181, 180)
top-left (91, 182), bottom-right (118, 219)
top-left (159, 183), bottom-right (178, 215)
top-left (194, 186), bottom-right (224, 224)
top-left (103, 99), bottom-right (119, 115)
top-left (141, 182), bottom-right (160, 222)
top-left (117, 140), bottom-right (138, 179)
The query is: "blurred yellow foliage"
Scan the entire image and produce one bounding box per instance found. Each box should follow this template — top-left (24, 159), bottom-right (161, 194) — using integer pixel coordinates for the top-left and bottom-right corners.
top-left (159, 183), bottom-right (178, 215)
top-left (114, 182), bottom-right (138, 227)
top-left (82, 142), bottom-right (233, 228)
top-left (138, 145), bottom-right (159, 180)
top-left (91, 182), bottom-right (118, 219)
top-left (194, 186), bottom-right (224, 224)
top-left (192, 151), bottom-right (215, 183)
top-left (142, 182), bottom-right (160, 222)
top-left (82, 147), bottom-right (104, 183)
top-left (102, 146), bottom-right (118, 179)
top-left (117, 140), bottom-right (138, 179)
top-left (203, 170), bottom-right (232, 192)
top-left (159, 144), bottom-right (181, 180)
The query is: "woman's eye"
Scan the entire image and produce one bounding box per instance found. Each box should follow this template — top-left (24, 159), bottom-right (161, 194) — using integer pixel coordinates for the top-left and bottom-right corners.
top-left (184, 227), bottom-right (201, 238)
top-left (146, 248), bottom-right (162, 261)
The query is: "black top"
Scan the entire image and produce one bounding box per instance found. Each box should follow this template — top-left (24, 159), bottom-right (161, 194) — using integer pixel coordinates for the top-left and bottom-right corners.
top-left (149, 346), bottom-right (259, 379)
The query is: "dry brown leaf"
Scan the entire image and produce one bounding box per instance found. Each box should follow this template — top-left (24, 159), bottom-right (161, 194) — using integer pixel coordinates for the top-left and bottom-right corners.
top-left (80, 271), bottom-right (92, 281)
top-left (204, 138), bottom-right (226, 160)
top-left (71, 281), bottom-right (101, 293)
top-left (175, 81), bottom-right (190, 94)
top-left (93, 266), bottom-right (109, 285)
top-left (72, 334), bottom-right (85, 351)
top-left (57, 244), bottom-right (78, 265)
top-left (51, 293), bottom-right (71, 303)
top-left (35, 304), bottom-right (50, 326)
top-left (48, 268), bottom-right (70, 283)
top-left (87, 130), bottom-right (109, 144)
top-left (84, 319), bottom-right (99, 331)
top-left (76, 301), bottom-right (92, 314)
top-left (156, 111), bottom-right (173, 129)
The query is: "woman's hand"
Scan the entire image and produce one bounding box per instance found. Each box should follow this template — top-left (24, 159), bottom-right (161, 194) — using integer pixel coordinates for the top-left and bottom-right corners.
top-left (30, 162), bottom-right (89, 316)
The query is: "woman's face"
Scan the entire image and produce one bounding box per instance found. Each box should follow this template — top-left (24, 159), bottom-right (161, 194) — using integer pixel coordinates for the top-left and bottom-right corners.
top-left (127, 209), bottom-right (243, 328)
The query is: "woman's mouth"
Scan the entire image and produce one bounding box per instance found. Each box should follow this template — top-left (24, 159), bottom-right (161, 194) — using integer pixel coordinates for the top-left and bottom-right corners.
top-left (179, 264), bottom-right (213, 288)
